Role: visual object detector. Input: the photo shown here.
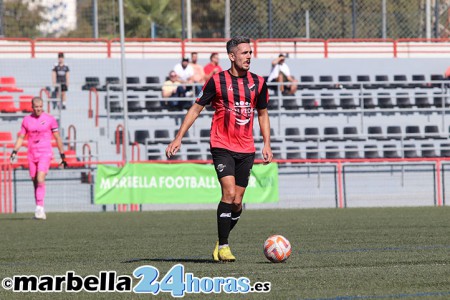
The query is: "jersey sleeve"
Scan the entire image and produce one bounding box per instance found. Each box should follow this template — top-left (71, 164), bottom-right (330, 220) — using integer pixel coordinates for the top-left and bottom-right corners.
top-left (256, 81), bottom-right (269, 109)
top-left (195, 78), bottom-right (216, 106)
top-left (50, 116), bottom-right (59, 132)
top-left (52, 64), bottom-right (57, 72)
top-left (19, 118), bottom-right (27, 136)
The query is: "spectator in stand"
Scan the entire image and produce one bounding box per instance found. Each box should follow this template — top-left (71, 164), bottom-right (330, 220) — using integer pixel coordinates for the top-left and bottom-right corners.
top-left (10, 97), bottom-right (67, 220)
top-left (203, 52), bottom-right (223, 82)
top-left (190, 52), bottom-right (205, 95)
top-left (173, 57), bottom-right (195, 97)
top-left (162, 70), bottom-right (188, 109)
top-left (52, 52), bottom-right (70, 109)
top-left (445, 66), bottom-right (450, 79)
top-left (203, 52), bottom-right (222, 82)
top-left (267, 53), bottom-right (297, 96)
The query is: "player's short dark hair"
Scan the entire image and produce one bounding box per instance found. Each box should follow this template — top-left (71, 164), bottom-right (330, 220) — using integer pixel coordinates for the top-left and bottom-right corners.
top-left (226, 36), bottom-right (250, 54)
top-left (58, 52), bottom-right (64, 58)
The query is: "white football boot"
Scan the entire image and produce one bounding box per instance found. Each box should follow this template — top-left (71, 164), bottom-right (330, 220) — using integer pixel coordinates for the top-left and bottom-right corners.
top-left (34, 206), bottom-right (47, 220)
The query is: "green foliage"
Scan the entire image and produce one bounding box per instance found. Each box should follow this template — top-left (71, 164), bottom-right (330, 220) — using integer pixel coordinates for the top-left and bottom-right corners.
top-left (67, 0), bottom-right (119, 38)
top-left (124, 0), bottom-right (181, 38)
top-left (3, 0), bottom-right (44, 38)
top-left (191, 0), bottom-right (225, 38)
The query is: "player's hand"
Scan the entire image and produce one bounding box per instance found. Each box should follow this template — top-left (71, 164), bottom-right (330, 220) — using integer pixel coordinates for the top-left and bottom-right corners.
top-left (10, 150), bottom-right (17, 163)
top-left (262, 146), bottom-right (273, 165)
top-left (165, 139), bottom-right (181, 159)
top-left (60, 153), bottom-right (68, 168)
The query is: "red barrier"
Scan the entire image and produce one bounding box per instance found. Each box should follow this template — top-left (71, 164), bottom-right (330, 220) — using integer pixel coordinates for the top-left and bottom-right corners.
top-left (67, 125), bottom-right (77, 151)
top-left (115, 124), bottom-right (125, 161)
top-left (88, 88), bottom-right (99, 127)
top-left (110, 38), bottom-right (182, 57)
top-left (326, 38), bottom-right (397, 58)
top-left (0, 164), bottom-right (13, 213)
top-left (0, 38), bottom-right (34, 57)
top-left (2, 156), bottom-right (448, 214)
top-left (255, 38), bottom-right (325, 58)
top-left (131, 142), bottom-right (140, 161)
top-left (2, 38), bottom-right (450, 58)
top-left (82, 143), bottom-right (92, 165)
top-left (33, 38), bottom-right (110, 58)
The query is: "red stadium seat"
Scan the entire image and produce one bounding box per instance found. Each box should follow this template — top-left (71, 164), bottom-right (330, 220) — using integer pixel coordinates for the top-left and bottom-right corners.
top-left (0, 95), bottom-right (19, 112)
top-left (50, 150), bottom-right (82, 168)
top-left (0, 131), bottom-right (13, 142)
top-left (19, 95), bottom-right (34, 112)
top-left (0, 131), bottom-right (14, 148)
top-left (0, 77), bottom-right (24, 93)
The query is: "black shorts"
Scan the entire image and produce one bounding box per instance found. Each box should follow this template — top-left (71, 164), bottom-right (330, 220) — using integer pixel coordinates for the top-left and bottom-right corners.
top-left (211, 148), bottom-right (255, 188)
top-left (55, 84), bottom-right (68, 92)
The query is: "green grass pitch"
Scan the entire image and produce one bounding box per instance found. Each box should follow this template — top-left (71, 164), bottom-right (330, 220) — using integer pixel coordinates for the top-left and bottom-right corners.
top-left (1, 207), bottom-right (449, 299)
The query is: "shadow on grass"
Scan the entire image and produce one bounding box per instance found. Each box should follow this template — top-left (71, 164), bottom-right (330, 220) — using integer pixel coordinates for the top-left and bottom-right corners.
top-left (0, 217), bottom-right (35, 221)
top-left (122, 258), bottom-right (216, 264)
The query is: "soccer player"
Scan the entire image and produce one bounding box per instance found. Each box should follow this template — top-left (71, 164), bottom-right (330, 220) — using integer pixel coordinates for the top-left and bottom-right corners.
top-left (166, 36), bottom-right (273, 262)
top-left (52, 52), bottom-right (70, 109)
top-left (10, 97), bottom-right (67, 220)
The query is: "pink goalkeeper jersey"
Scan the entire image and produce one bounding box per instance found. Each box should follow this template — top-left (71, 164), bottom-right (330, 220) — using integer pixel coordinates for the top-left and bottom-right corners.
top-left (20, 112), bottom-right (58, 156)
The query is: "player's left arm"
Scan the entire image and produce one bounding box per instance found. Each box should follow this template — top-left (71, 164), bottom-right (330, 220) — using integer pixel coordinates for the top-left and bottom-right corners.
top-left (66, 69), bottom-right (70, 86)
top-left (256, 80), bottom-right (273, 164)
top-left (257, 108), bottom-right (273, 164)
top-left (53, 131), bottom-right (67, 168)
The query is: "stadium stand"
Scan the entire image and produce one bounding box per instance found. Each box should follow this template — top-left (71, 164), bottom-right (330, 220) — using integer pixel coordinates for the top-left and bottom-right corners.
top-left (81, 77), bottom-right (100, 90)
top-left (0, 77), bottom-right (23, 92)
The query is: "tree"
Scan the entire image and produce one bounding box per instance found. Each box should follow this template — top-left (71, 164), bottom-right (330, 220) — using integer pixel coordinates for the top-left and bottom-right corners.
top-left (124, 0), bottom-right (181, 38)
top-left (3, 0), bottom-right (44, 38)
top-left (67, 0), bottom-right (119, 38)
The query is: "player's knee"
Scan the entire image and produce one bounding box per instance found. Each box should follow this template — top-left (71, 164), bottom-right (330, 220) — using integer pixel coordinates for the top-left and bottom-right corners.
top-left (36, 174), bottom-right (46, 183)
top-left (232, 201), bottom-right (242, 211)
top-left (222, 189), bottom-right (236, 202)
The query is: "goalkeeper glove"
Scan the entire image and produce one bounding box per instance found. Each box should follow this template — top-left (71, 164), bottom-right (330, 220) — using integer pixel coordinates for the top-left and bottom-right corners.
top-left (10, 150), bottom-right (17, 163)
top-left (60, 153), bottom-right (68, 168)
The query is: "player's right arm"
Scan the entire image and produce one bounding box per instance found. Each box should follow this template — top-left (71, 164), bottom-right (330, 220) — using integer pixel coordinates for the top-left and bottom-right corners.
top-left (165, 77), bottom-right (216, 158)
top-left (165, 103), bottom-right (203, 158)
top-left (10, 133), bottom-right (25, 163)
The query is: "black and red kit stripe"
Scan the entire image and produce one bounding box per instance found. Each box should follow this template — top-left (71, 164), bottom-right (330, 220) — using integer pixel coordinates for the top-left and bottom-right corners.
top-left (196, 70), bottom-right (269, 153)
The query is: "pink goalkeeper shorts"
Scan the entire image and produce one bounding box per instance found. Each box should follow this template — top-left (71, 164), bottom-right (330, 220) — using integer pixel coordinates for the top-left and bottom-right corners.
top-left (28, 157), bottom-right (52, 178)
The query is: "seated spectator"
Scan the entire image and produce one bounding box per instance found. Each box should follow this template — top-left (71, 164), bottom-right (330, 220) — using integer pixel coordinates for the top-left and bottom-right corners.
top-left (204, 52), bottom-right (223, 82)
top-left (267, 54), bottom-right (298, 96)
top-left (445, 66), bottom-right (450, 79)
top-left (190, 52), bottom-right (205, 95)
top-left (173, 57), bottom-right (194, 97)
top-left (162, 71), bottom-right (188, 109)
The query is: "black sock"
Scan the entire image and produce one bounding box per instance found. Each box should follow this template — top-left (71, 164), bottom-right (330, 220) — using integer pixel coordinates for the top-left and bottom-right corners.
top-left (217, 201), bottom-right (232, 245)
top-left (230, 209), bottom-right (242, 232)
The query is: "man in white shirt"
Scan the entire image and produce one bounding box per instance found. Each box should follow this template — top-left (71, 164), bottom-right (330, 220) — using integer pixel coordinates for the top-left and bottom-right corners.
top-left (174, 57), bottom-right (195, 97)
top-left (267, 54), bottom-right (297, 95)
top-left (174, 58), bottom-right (194, 83)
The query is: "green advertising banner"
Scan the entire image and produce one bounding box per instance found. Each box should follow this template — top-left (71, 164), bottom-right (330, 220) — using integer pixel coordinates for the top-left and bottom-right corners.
top-left (95, 163), bottom-right (278, 204)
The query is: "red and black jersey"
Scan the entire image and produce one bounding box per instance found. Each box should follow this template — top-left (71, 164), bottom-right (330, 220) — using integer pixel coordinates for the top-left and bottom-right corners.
top-left (196, 70), bottom-right (269, 153)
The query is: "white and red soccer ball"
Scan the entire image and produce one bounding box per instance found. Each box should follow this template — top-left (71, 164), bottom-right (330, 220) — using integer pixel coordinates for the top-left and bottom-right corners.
top-left (263, 235), bottom-right (292, 263)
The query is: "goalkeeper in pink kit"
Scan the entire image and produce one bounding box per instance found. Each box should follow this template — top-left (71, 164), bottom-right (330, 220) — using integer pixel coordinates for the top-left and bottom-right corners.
top-left (10, 97), bottom-right (67, 220)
